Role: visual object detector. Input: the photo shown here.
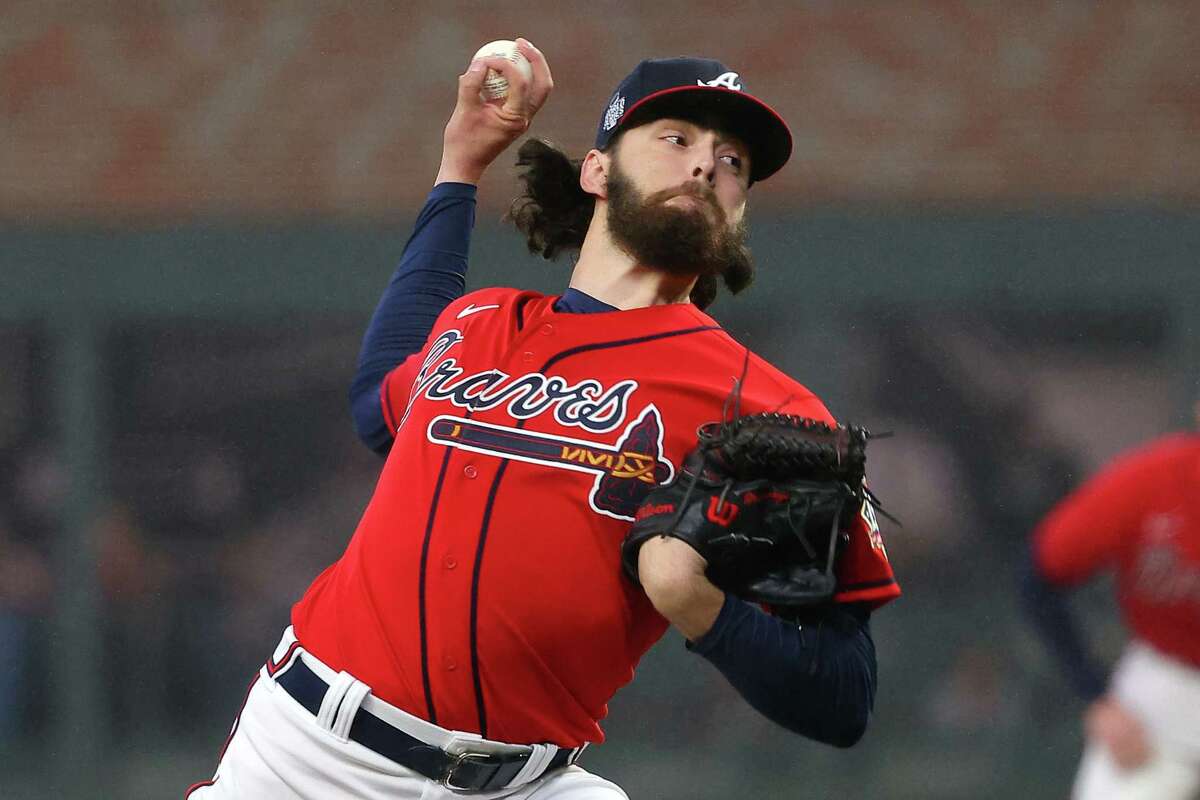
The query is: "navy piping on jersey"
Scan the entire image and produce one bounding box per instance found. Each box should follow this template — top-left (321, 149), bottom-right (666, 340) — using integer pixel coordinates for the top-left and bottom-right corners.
top-left (466, 324), bottom-right (722, 737)
top-left (838, 577), bottom-right (897, 593)
top-left (541, 325), bottom-right (721, 371)
top-left (515, 296), bottom-right (532, 331)
top-left (418, 421), bottom-right (472, 724)
top-left (468, 457), bottom-right (512, 736)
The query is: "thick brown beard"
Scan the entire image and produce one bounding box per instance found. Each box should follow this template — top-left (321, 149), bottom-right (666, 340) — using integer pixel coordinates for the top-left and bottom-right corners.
top-left (605, 156), bottom-right (754, 295)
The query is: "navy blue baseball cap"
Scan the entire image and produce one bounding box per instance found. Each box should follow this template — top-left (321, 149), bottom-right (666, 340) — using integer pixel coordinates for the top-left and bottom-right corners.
top-left (594, 57), bottom-right (793, 183)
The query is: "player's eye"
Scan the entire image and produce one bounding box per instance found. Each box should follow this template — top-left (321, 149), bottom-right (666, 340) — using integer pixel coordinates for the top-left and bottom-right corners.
top-left (662, 134), bottom-right (686, 146)
top-left (720, 154), bottom-right (743, 172)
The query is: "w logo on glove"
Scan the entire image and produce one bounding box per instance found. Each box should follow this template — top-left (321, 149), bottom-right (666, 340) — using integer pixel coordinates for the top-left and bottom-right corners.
top-left (706, 497), bottom-right (740, 526)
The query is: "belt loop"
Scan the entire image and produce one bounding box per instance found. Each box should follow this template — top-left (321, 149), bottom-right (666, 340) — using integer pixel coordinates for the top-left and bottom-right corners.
top-left (507, 743), bottom-right (553, 788)
top-left (330, 675), bottom-right (370, 742)
top-left (316, 670), bottom-right (357, 734)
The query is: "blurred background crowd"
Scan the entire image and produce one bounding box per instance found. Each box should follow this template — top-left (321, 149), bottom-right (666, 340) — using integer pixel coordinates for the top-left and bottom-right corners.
top-left (2, 2), bottom-right (1198, 798)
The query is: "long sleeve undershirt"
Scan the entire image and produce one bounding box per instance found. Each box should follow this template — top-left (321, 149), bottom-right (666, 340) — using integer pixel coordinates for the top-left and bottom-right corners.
top-left (689, 595), bottom-right (876, 746)
top-left (349, 184), bottom-right (878, 747)
top-left (349, 182), bottom-right (476, 455)
top-left (1020, 547), bottom-right (1107, 701)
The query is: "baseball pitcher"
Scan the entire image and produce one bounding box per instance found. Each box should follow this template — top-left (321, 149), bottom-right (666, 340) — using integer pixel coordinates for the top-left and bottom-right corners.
top-left (188, 40), bottom-right (900, 799)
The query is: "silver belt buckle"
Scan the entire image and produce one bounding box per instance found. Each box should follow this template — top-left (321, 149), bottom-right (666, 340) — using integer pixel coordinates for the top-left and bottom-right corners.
top-left (442, 751), bottom-right (497, 792)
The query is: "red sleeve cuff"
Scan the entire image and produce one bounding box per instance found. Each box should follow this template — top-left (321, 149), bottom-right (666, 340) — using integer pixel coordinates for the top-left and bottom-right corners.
top-left (834, 579), bottom-right (901, 609)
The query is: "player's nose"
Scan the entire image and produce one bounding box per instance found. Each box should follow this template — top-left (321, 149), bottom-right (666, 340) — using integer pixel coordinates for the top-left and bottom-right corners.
top-left (690, 151), bottom-right (717, 186)
top-left (688, 135), bottom-right (718, 185)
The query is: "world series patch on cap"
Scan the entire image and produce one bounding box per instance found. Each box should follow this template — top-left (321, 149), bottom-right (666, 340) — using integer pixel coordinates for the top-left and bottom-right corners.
top-left (594, 57), bottom-right (793, 183)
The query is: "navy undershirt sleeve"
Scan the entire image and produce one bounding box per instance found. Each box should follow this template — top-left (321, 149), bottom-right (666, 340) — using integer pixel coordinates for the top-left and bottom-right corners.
top-left (688, 595), bottom-right (877, 747)
top-left (350, 183), bottom-right (477, 455)
top-left (1020, 546), bottom-right (1107, 701)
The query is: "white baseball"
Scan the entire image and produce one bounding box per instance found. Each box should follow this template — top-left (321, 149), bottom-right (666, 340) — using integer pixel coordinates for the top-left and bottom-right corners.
top-left (472, 40), bottom-right (533, 100)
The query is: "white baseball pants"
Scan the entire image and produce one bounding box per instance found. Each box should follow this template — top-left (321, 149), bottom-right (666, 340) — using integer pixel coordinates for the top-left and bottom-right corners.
top-left (186, 629), bottom-right (627, 800)
top-left (1072, 642), bottom-right (1200, 800)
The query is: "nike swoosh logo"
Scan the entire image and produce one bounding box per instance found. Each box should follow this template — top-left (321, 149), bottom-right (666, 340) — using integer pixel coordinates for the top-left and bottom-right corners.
top-left (456, 303), bottom-right (500, 319)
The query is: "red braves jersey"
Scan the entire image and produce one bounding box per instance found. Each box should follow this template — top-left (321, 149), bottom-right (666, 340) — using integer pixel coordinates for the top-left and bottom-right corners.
top-left (293, 287), bottom-right (899, 747)
top-left (1034, 434), bottom-right (1200, 668)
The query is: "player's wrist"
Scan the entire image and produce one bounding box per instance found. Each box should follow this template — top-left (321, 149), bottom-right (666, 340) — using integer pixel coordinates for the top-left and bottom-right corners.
top-left (435, 155), bottom-right (486, 186)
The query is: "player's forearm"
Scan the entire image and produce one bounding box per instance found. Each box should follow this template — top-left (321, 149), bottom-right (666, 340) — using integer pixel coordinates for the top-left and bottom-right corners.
top-left (689, 596), bottom-right (877, 748)
top-left (349, 183), bottom-right (476, 452)
top-left (637, 535), bottom-right (725, 640)
top-left (641, 572), bottom-right (725, 642)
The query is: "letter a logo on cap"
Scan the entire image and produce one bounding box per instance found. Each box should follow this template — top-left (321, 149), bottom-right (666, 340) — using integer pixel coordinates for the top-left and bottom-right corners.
top-left (699, 71), bottom-right (742, 91)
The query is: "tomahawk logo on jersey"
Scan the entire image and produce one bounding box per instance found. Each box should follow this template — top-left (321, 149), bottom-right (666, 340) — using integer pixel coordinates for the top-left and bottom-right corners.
top-left (401, 327), bottom-right (672, 521)
top-left (292, 286), bottom-right (899, 747)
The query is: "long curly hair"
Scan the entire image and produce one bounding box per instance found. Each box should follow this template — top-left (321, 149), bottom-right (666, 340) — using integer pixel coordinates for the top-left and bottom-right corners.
top-left (506, 128), bottom-right (737, 310)
top-left (507, 138), bottom-right (595, 261)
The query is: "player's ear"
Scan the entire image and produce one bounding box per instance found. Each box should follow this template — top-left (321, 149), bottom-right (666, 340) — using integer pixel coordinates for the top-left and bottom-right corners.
top-left (579, 149), bottom-right (609, 200)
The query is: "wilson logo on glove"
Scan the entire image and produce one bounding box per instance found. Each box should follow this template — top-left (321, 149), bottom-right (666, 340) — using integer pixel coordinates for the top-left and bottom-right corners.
top-left (635, 502), bottom-right (676, 521)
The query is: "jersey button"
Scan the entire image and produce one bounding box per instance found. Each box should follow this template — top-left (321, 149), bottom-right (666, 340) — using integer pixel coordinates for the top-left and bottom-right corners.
top-left (521, 351), bottom-right (534, 363)
top-left (444, 658), bottom-right (457, 672)
top-left (463, 464), bottom-right (477, 479)
top-left (443, 556), bottom-right (457, 570)
top-left (540, 324), bottom-right (554, 336)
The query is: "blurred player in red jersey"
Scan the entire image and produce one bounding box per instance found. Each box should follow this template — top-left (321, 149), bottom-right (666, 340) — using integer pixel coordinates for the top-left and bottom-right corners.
top-left (189, 41), bottom-right (899, 799)
top-left (1025, 398), bottom-right (1200, 800)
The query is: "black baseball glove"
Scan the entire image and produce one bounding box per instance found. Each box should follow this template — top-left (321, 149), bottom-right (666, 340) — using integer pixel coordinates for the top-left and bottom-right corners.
top-left (622, 413), bottom-right (882, 610)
